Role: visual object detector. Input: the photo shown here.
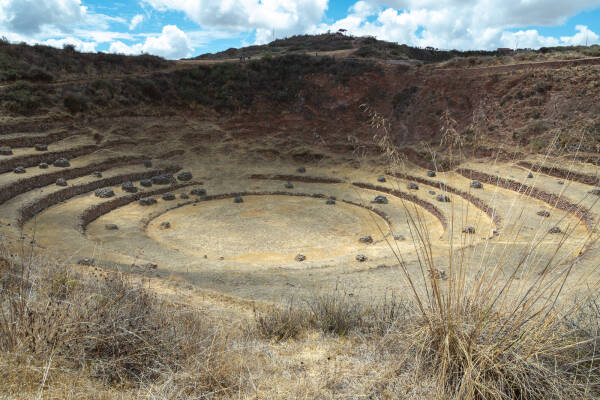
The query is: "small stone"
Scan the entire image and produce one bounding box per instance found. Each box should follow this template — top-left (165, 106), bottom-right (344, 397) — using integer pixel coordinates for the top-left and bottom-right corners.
top-left (295, 254), bottom-right (306, 262)
top-left (191, 188), bottom-right (206, 196)
top-left (77, 258), bottom-right (95, 266)
top-left (589, 189), bottom-right (600, 196)
top-left (394, 234), bottom-right (406, 241)
top-left (312, 193), bottom-right (326, 198)
top-left (53, 158), bottom-right (70, 167)
top-left (537, 210), bottom-right (551, 217)
top-left (429, 190), bottom-right (436, 195)
top-left (297, 167), bottom-right (306, 173)
top-left (284, 182), bottom-right (294, 189)
top-left (359, 235), bottom-right (373, 244)
top-left (436, 194), bottom-right (451, 202)
top-left (143, 263), bottom-right (157, 269)
top-left (407, 182), bottom-right (419, 190)
top-left (527, 172), bottom-right (534, 178)
top-left (95, 188), bottom-right (115, 198)
top-left (121, 181), bottom-right (138, 193)
top-left (39, 163), bottom-right (48, 169)
top-left (356, 254), bottom-right (367, 262)
top-left (372, 195), bottom-right (388, 204)
top-left (34, 144), bottom-right (48, 151)
top-left (139, 197), bottom-right (157, 206)
top-left (55, 178), bottom-right (67, 186)
top-left (326, 199), bottom-right (336, 205)
top-left (159, 221), bottom-right (171, 230)
top-left (151, 174), bottom-right (174, 185)
top-left (549, 226), bottom-right (562, 234)
top-left (105, 224), bottom-right (119, 230)
top-left (14, 166), bottom-right (26, 174)
top-left (180, 193), bottom-right (189, 199)
top-left (162, 193), bottom-right (176, 201)
top-left (140, 179), bottom-right (152, 187)
top-left (92, 171), bottom-right (102, 178)
top-left (177, 171), bottom-right (193, 181)
top-left (558, 181), bottom-right (564, 185)
top-left (0, 146), bottom-right (13, 155)
top-left (234, 196), bottom-right (244, 203)
top-left (377, 175), bottom-right (386, 182)
top-left (462, 226), bottom-right (476, 234)
top-left (470, 180), bottom-right (483, 189)
top-left (427, 170), bottom-right (436, 177)
top-left (143, 160), bottom-right (153, 168)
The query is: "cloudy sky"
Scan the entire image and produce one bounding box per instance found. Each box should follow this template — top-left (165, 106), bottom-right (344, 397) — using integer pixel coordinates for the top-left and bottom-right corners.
top-left (1, 0), bottom-right (599, 59)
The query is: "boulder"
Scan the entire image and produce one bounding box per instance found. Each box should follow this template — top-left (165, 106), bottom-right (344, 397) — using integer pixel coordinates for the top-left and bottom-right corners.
top-left (151, 174), bottom-right (174, 185)
top-left (527, 172), bottom-right (534, 178)
top-left (427, 170), bottom-right (436, 177)
top-left (407, 182), bottom-right (419, 190)
top-left (159, 221), bottom-right (171, 230)
top-left (326, 199), bottom-right (336, 205)
top-left (105, 224), bottom-right (119, 230)
top-left (53, 158), bottom-right (70, 167)
top-left (95, 188), bottom-right (115, 198)
top-left (377, 175), bottom-right (386, 182)
top-left (549, 226), bottom-right (562, 234)
top-left (162, 193), bottom-right (176, 201)
top-left (139, 197), bottom-right (157, 206)
top-left (180, 193), bottom-right (189, 199)
top-left (295, 254), bottom-right (306, 262)
top-left (77, 258), bottom-right (95, 266)
top-left (312, 193), bottom-right (326, 198)
top-left (177, 171), bottom-right (193, 181)
top-left (462, 226), bottom-right (476, 234)
top-left (372, 195), bottom-right (388, 204)
top-left (234, 196), bottom-right (244, 203)
top-left (0, 146), bottom-right (12, 156)
top-left (359, 235), bottom-right (373, 244)
top-left (558, 181), bottom-right (564, 185)
top-left (14, 166), bottom-right (26, 174)
top-left (121, 181), bottom-right (138, 193)
top-left (436, 194), bottom-right (451, 202)
top-left (284, 182), bottom-right (294, 189)
top-left (356, 254), bottom-right (367, 262)
top-left (191, 188), bottom-right (206, 196)
top-left (92, 171), bottom-right (102, 178)
top-left (297, 166), bottom-right (306, 173)
top-left (34, 144), bottom-right (48, 151)
top-left (537, 210), bottom-right (551, 217)
top-left (39, 163), bottom-right (49, 169)
top-left (55, 178), bottom-right (68, 187)
top-left (589, 189), bottom-right (600, 196)
top-left (470, 180), bottom-right (483, 189)
top-left (429, 190), bottom-right (436, 195)
top-left (140, 179), bottom-right (152, 187)
top-left (394, 234), bottom-right (406, 241)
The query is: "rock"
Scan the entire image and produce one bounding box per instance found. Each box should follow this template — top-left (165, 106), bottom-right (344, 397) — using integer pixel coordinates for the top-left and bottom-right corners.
top-left (105, 224), bottom-right (119, 230)
top-left (537, 210), bottom-right (551, 217)
top-left (407, 182), bottom-right (419, 190)
top-left (326, 199), bottom-right (336, 205)
top-left (143, 160), bottom-right (152, 168)
top-left (180, 193), bottom-right (189, 199)
top-left (139, 197), bottom-right (157, 206)
top-left (377, 175), bottom-right (386, 182)
top-left (140, 179), bottom-right (152, 187)
top-left (0, 146), bottom-right (13, 156)
top-left (162, 193), bottom-right (176, 201)
top-left (34, 144), bottom-right (48, 151)
top-left (427, 170), bottom-right (436, 177)
top-left (14, 166), bottom-right (26, 174)
top-left (312, 193), bottom-right (326, 198)
top-left (159, 221), bottom-right (171, 230)
top-left (372, 195), bottom-right (388, 204)
top-left (77, 258), bottom-right (95, 266)
top-left (177, 171), bottom-right (193, 181)
top-left (191, 188), bottom-right (206, 196)
top-left (356, 254), bottom-right (367, 262)
top-left (234, 196), bottom-right (244, 203)
top-left (462, 226), bottom-right (476, 234)
top-left (95, 188), bottom-right (115, 198)
top-left (92, 171), bottom-right (102, 178)
top-left (394, 234), bottom-right (406, 241)
top-left (429, 190), bottom-right (436, 195)
top-left (359, 235), bottom-right (373, 244)
top-left (470, 180), bottom-right (483, 189)
top-left (39, 163), bottom-right (49, 169)
top-left (295, 254), bottom-right (306, 262)
top-left (589, 189), bottom-right (600, 196)
top-left (53, 158), bottom-right (70, 167)
top-left (121, 181), bottom-right (138, 193)
top-left (548, 226), bottom-right (562, 234)
top-left (151, 174), bottom-right (174, 185)
top-left (284, 182), bottom-right (294, 189)
top-left (297, 166), bottom-right (306, 173)
top-left (143, 263), bottom-right (157, 269)
top-left (436, 194), bottom-right (451, 202)
top-left (55, 178), bottom-right (67, 187)
top-left (527, 172), bottom-right (534, 178)
top-left (558, 181), bottom-right (564, 185)
top-left (429, 269), bottom-right (447, 280)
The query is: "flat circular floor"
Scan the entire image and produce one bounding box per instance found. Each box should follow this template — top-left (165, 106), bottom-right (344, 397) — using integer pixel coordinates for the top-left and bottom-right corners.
top-left (146, 195), bottom-right (390, 264)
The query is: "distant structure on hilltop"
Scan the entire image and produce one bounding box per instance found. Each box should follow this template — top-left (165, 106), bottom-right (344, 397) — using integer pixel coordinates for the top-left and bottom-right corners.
top-left (497, 47), bottom-right (514, 55)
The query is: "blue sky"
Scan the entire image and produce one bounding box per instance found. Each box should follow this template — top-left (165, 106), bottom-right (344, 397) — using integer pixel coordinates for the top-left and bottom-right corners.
top-left (1, 0), bottom-right (599, 59)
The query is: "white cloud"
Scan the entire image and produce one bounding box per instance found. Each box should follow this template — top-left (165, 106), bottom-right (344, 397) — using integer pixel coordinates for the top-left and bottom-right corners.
top-left (42, 36), bottom-right (97, 52)
top-left (0, 0), bottom-right (86, 34)
top-left (560, 24), bottom-right (599, 45)
top-left (110, 25), bottom-right (192, 59)
top-left (129, 14), bottom-right (144, 30)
